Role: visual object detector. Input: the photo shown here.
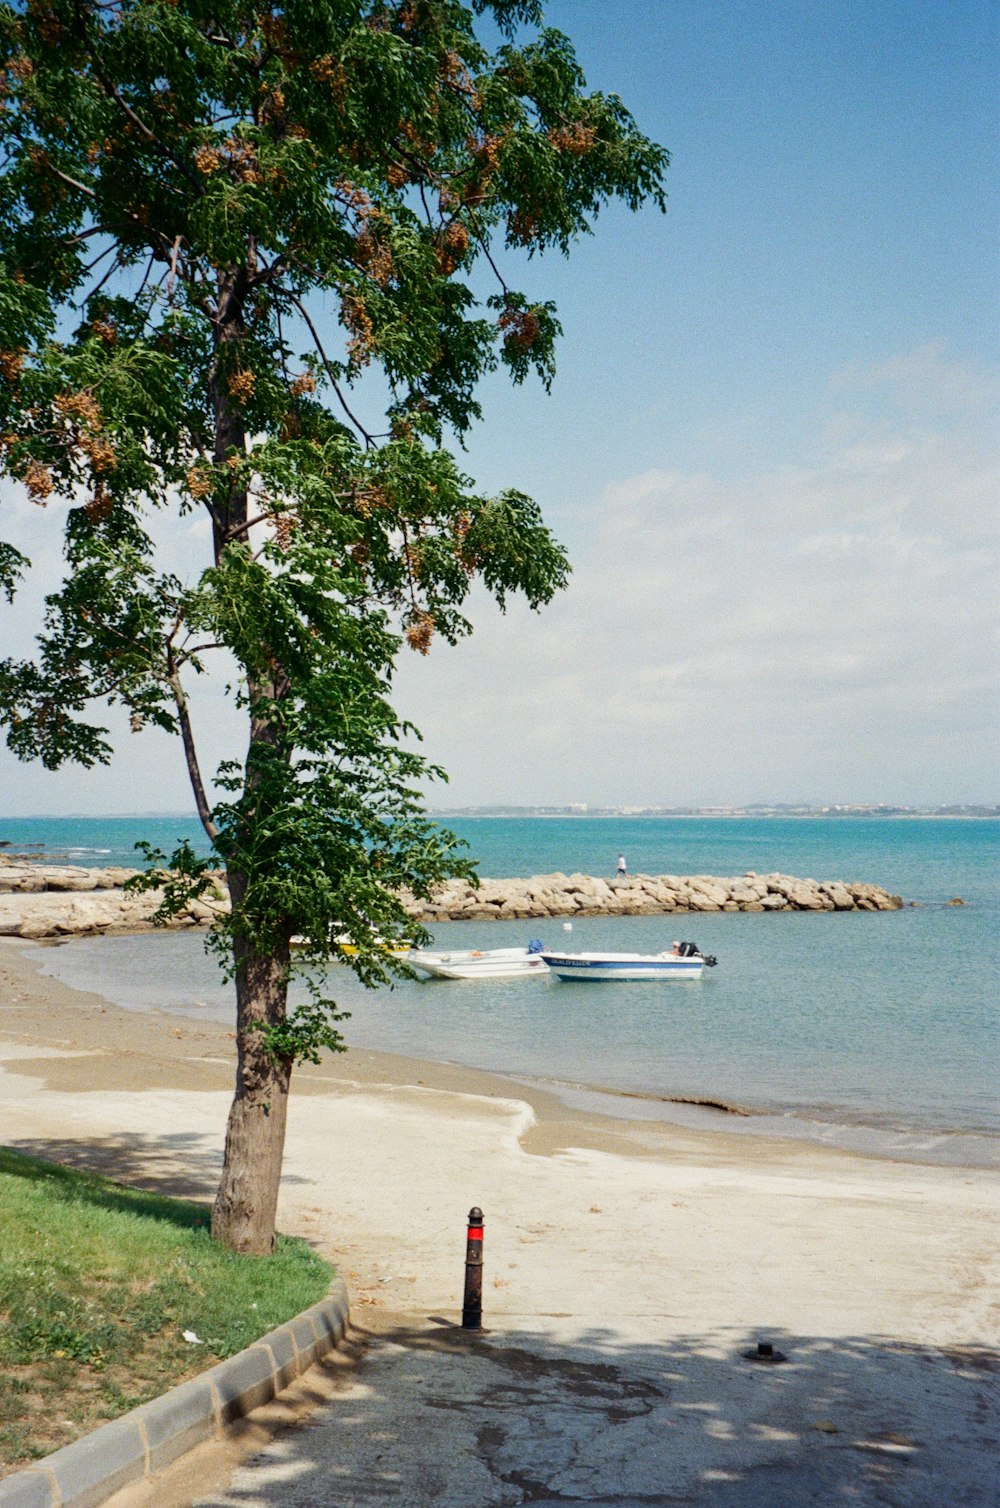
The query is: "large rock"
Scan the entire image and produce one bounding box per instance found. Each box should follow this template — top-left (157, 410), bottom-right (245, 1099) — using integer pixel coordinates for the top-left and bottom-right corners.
top-left (686, 878), bottom-right (731, 907)
top-left (41, 867), bottom-right (101, 892)
top-left (0, 859), bottom-right (904, 935)
top-left (0, 866), bottom-right (49, 893)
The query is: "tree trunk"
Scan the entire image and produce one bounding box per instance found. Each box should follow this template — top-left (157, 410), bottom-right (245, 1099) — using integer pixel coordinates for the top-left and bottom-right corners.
top-left (211, 877), bottom-right (294, 1254)
top-left (206, 269), bottom-right (300, 1254)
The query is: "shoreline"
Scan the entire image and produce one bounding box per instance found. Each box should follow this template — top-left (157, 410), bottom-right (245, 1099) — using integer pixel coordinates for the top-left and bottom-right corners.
top-left (5, 811), bottom-right (997, 826)
top-left (18, 929), bottom-right (999, 1171)
top-left (504, 1072), bottom-right (1000, 1170)
top-left (1, 934), bottom-right (996, 1321)
top-left (0, 937), bottom-right (867, 1171)
top-left (3, 936), bottom-right (996, 1174)
top-left (6, 935), bottom-right (941, 1237)
top-left (429, 811), bottom-right (1000, 822)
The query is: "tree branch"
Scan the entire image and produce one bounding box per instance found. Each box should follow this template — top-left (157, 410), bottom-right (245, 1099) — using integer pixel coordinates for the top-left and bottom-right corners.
top-left (178, 640), bottom-right (225, 657)
top-left (167, 654), bottom-right (219, 843)
top-left (84, 248), bottom-right (126, 302)
top-left (167, 235), bottom-right (183, 300)
top-left (467, 205), bottom-right (511, 297)
top-left (39, 160), bottom-right (98, 200)
top-left (35, 156), bottom-right (175, 260)
top-left (225, 511), bottom-right (272, 542)
top-left (71, 0), bottom-right (205, 196)
top-left (288, 293), bottom-right (374, 447)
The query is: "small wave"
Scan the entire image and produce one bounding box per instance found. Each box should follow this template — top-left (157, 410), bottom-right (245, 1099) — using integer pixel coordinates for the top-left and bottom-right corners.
top-left (66, 847), bottom-right (112, 854)
top-left (525, 1073), bottom-right (759, 1119)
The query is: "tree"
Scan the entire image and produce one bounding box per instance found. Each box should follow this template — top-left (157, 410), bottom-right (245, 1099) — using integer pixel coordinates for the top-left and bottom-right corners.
top-left (0, 0), bottom-right (667, 1253)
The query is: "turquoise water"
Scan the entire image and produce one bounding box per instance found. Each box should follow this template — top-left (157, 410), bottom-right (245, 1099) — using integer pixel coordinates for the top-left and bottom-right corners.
top-left (0, 814), bottom-right (209, 869)
top-left (9, 815), bottom-right (999, 1163)
top-left (2, 811), bottom-right (996, 903)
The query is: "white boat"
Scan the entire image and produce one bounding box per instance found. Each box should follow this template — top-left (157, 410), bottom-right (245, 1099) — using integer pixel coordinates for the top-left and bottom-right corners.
top-left (541, 941), bottom-right (717, 981)
top-left (408, 943), bottom-right (550, 980)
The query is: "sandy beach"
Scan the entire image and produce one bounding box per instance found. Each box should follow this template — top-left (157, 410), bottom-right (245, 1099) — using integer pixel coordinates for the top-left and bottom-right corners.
top-left (2, 935), bottom-right (998, 1504)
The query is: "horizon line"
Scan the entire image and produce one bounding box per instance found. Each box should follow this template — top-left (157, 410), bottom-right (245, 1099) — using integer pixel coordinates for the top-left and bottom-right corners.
top-left (3, 803), bottom-right (998, 822)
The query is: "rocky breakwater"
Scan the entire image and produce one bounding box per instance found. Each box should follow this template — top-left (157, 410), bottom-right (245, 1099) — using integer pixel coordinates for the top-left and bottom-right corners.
top-left (0, 858), bottom-right (228, 940)
top-left (405, 870), bottom-right (903, 921)
top-left (0, 858), bottom-right (902, 941)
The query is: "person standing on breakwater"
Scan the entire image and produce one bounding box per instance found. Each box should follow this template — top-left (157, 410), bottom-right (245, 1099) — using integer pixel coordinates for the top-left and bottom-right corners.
top-left (616, 854), bottom-right (628, 879)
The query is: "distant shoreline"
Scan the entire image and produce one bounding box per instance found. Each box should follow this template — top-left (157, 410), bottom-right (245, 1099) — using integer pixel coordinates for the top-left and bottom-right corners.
top-left (2, 808), bottom-right (997, 825)
top-left (427, 810), bottom-right (1000, 821)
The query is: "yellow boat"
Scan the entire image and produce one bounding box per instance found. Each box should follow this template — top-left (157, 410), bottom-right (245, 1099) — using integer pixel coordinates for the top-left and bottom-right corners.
top-left (290, 933), bottom-right (411, 958)
top-left (334, 935), bottom-right (411, 959)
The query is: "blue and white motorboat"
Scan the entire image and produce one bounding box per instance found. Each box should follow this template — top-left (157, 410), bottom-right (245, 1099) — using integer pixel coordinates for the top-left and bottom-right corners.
top-left (540, 940), bottom-right (717, 982)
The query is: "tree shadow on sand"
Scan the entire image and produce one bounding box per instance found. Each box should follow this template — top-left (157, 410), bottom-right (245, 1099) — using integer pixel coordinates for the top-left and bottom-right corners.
top-left (197, 1317), bottom-right (998, 1507)
top-left (7, 1131), bottom-right (308, 1209)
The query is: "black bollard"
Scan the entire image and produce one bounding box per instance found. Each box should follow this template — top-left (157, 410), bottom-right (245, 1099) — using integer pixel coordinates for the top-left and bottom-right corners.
top-left (742, 1339), bottom-right (787, 1364)
top-left (461, 1206), bottom-right (484, 1330)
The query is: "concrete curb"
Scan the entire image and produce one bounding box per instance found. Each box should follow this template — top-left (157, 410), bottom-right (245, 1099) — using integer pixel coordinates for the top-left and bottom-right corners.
top-left (0, 1281), bottom-right (350, 1508)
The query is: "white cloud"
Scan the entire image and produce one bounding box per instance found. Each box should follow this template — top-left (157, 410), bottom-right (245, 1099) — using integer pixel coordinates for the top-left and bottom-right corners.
top-left (828, 342), bottom-right (1000, 419)
top-left (2, 346), bottom-right (996, 814)
top-left (0, 483), bottom-right (246, 815)
top-left (393, 347), bottom-right (1000, 805)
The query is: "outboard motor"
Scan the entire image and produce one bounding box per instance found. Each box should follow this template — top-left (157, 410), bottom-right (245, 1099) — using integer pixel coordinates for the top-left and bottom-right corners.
top-left (678, 939), bottom-right (718, 967)
top-left (527, 938), bottom-right (545, 954)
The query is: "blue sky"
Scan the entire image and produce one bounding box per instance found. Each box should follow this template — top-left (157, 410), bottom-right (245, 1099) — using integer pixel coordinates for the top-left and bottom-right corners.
top-left (461, 0), bottom-right (999, 497)
top-left (2, 0), bottom-right (998, 812)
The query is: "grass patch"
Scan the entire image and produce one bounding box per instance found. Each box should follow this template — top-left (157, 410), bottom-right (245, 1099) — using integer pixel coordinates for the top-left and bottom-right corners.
top-left (0, 1147), bottom-right (332, 1473)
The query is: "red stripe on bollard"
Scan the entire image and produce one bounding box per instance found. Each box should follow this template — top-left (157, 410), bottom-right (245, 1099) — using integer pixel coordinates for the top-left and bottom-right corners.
top-left (462, 1206), bottom-right (484, 1330)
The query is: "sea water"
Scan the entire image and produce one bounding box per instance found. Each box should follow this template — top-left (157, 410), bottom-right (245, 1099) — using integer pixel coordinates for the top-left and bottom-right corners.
top-left (2, 811), bottom-right (997, 902)
top-left (6, 815), bottom-right (999, 1165)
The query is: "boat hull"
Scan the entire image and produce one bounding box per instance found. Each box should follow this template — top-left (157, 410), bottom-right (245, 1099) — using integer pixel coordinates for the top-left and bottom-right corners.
top-left (408, 947), bottom-right (549, 980)
top-left (335, 940), bottom-right (411, 958)
top-left (290, 935), bottom-right (411, 958)
top-left (540, 951), bottom-right (705, 981)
